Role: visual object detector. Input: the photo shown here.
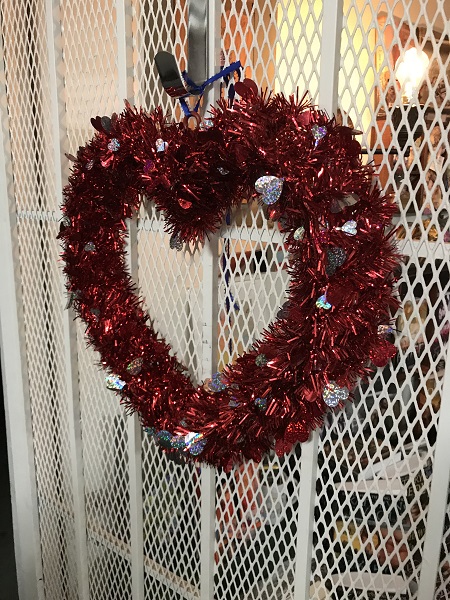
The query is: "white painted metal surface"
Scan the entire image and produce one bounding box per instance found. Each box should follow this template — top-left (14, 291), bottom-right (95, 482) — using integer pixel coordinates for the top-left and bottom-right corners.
top-left (44, 0), bottom-right (90, 596)
top-left (0, 1), bottom-right (450, 599)
top-left (0, 23), bottom-right (44, 600)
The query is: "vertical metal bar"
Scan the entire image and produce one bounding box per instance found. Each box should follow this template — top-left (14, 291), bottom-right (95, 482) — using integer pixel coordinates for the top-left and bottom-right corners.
top-left (0, 24), bottom-right (44, 600)
top-left (125, 223), bottom-right (144, 600)
top-left (293, 2), bottom-right (343, 599)
top-left (293, 432), bottom-right (320, 600)
top-left (199, 3), bottom-right (222, 599)
top-left (317, 0), bottom-right (343, 116)
top-left (117, 0), bottom-right (134, 106)
top-left (188, 0), bottom-right (208, 85)
top-left (199, 462), bottom-right (217, 600)
top-left (116, 2), bottom-right (145, 599)
top-left (203, 0), bottom-right (222, 112)
top-left (200, 230), bottom-right (219, 600)
top-left (417, 342), bottom-right (450, 600)
top-left (45, 0), bottom-right (90, 598)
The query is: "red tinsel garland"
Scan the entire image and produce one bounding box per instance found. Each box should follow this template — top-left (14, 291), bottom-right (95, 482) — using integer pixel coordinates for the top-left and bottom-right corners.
top-left (59, 90), bottom-right (399, 469)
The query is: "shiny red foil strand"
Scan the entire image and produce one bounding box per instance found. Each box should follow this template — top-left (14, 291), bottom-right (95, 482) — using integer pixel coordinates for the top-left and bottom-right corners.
top-left (59, 92), bottom-right (400, 468)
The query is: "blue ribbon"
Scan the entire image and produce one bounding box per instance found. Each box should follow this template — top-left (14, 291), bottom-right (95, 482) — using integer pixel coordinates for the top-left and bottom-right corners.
top-left (178, 61), bottom-right (241, 117)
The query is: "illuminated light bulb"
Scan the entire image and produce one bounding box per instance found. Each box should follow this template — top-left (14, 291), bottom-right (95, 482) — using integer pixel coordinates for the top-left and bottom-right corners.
top-left (395, 47), bottom-right (429, 102)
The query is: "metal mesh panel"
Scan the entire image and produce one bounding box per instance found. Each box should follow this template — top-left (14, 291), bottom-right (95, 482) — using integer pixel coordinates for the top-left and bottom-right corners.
top-left (217, 203), bottom-right (289, 369)
top-left (0, 0), bottom-right (57, 213)
top-left (137, 207), bottom-right (204, 383)
top-left (215, 452), bottom-right (302, 600)
top-left (0, 0), bottom-right (78, 597)
top-left (86, 541), bottom-right (132, 600)
top-left (133, 0), bottom-right (188, 117)
top-left (133, 4), bottom-right (203, 598)
top-left (2, 0), bottom-right (450, 598)
top-left (141, 437), bottom-right (202, 598)
top-left (310, 1), bottom-right (450, 598)
top-left (214, 204), bottom-right (303, 599)
top-left (16, 217), bottom-right (78, 600)
top-left (59, 2), bottom-right (136, 596)
top-left (78, 338), bottom-right (132, 595)
top-left (221, 0), bottom-right (322, 100)
top-left (62, 0), bottom-right (120, 148)
top-left (214, 5), bottom-right (320, 597)
top-left (144, 573), bottom-right (188, 600)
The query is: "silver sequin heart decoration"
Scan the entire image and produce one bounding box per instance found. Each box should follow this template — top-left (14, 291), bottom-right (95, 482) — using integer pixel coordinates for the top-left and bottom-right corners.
top-left (323, 381), bottom-right (349, 407)
top-left (255, 175), bottom-right (284, 205)
top-left (341, 220), bottom-right (357, 235)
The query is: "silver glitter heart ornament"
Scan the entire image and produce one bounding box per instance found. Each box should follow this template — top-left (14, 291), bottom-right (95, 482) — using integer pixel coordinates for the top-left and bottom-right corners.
top-left (255, 175), bottom-right (284, 205)
top-left (322, 381), bottom-right (349, 407)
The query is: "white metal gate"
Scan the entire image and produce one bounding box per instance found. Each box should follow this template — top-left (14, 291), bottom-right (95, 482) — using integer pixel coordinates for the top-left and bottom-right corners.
top-left (1, 1), bottom-right (450, 599)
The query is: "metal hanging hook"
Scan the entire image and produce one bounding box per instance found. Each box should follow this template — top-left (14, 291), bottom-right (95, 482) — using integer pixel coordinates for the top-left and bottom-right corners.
top-left (155, 1), bottom-right (241, 117)
top-left (154, 50), bottom-right (241, 121)
top-left (154, 51), bottom-right (190, 99)
top-left (154, 0), bottom-right (208, 100)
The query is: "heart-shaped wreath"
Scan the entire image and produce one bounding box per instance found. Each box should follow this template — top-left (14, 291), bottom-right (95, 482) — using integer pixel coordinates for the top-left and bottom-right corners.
top-left (59, 89), bottom-right (399, 469)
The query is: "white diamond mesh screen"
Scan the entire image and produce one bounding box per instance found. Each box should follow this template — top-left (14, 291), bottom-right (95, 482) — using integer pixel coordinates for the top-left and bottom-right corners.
top-left (215, 452), bottom-right (302, 600)
top-left (309, 1), bottom-right (450, 599)
top-left (1, 1), bottom-right (450, 599)
top-left (137, 207), bottom-right (204, 384)
top-left (1, 0), bottom-right (78, 598)
top-left (141, 438), bottom-right (202, 598)
top-left (133, 0), bottom-right (188, 118)
top-left (59, 2), bottom-right (136, 597)
top-left (221, 0), bottom-right (322, 101)
top-left (214, 5), bottom-right (320, 594)
top-left (217, 204), bottom-right (290, 370)
top-left (62, 0), bottom-right (120, 150)
top-left (134, 4), bottom-right (203, 599)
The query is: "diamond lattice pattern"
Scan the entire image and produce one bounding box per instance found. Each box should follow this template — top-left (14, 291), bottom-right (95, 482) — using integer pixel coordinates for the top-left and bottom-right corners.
top-left (1, 0), bottom-right (78, 597)
top-left (2, 0), bottom-right (450, 599)
top-left (60, 2), bottom-right (136, 597)
top-left (310, 1), bottom-right (450, 598)
top-left (133, 0), bottom-right (188, 119)
top-left (221, 0), bottom-right (322, 100)
top-left (215, 452), bottom-right (303, 600)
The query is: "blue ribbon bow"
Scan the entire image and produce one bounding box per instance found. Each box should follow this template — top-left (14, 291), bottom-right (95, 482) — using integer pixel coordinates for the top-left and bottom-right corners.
top-left (178, 61), bottom-right (241, 116)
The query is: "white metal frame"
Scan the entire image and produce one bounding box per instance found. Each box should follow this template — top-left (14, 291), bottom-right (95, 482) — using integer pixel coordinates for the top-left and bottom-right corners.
top-left (417, 348), bottom-right (450, 600)
top-left (45, 1), bottom-right (90, 598)
top-left (1, 1), bottom-right (450, 599)
top-left (0, 20), bottom-right (44, 600)
top-left (293, 5), bottom-right (343, 600)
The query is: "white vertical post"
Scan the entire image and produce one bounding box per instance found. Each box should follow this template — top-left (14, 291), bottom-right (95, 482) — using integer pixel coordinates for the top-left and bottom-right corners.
top-left (317, 0), bottom-right (343, 117)
top-left (0, 29), bottom-right (44, 600)
top-left (293, 2), bottom-right (343, 599)
top-left (204, 0), bottom-right (222, 114)
top-left (417, 341), bottom-right (450, 600)
top-left (125, 221), bottom-right (144, 600)
top-left (198, 2), bottom-right (222, 599)
top-left (45, 0), bottom-right (90, 598)
top-left (188, 0), bottom-right (208, 84)
top-left (293, 431), bottom-right (320, 600)
top-left (199, 230), bottom-right (219, 600)
top-left (116, 2), bottom-right (145, 599)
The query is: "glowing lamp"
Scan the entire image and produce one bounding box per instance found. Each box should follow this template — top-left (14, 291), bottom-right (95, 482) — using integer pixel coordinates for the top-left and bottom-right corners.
top-left (395, 47), bottom-right (429, 102)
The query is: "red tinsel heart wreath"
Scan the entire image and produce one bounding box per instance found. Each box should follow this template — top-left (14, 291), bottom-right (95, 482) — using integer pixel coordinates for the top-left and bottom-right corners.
top-left (59, 89), bottom-right (399, 469)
